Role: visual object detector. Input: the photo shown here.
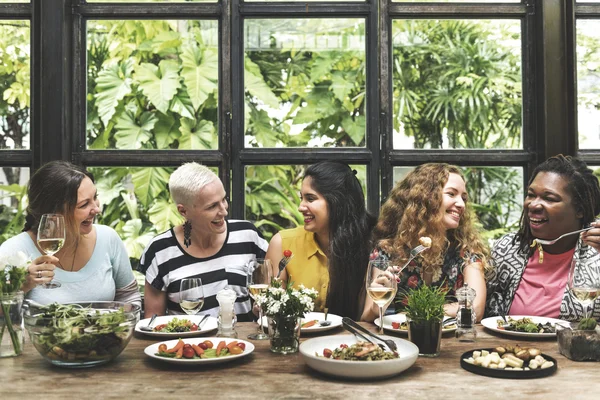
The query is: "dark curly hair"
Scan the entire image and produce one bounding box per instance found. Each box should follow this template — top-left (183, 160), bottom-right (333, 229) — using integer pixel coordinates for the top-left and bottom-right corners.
top-left (303, 161), bottom-right (376, 319)
top-left (516, 154), bottom-right (600, 256)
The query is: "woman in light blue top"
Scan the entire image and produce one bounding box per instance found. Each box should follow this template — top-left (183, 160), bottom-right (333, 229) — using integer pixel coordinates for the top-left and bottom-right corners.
top-left (0, 161), bottom-right (140, 307)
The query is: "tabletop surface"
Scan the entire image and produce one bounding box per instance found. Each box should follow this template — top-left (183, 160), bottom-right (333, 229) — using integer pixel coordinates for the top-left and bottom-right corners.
top-left (1, 321), bottom-right (597, 400)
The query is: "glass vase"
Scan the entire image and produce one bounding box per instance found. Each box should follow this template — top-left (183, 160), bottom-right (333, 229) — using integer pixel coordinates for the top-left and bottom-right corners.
top-left (267, 315), bottom-right (301, 354)
top-left (0, 291), bottom-right (24, 358)
top-left (407, 318), bottom-right (442, 357)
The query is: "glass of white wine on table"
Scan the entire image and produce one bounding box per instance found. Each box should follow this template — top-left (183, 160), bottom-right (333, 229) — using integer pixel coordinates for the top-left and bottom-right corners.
top-left (568, 257), bottom-right (600, 320)
top-left (37, 213), bottom-right (66, 289)
top-left (366, 259), bottom-right (397, 334)
top-left (247, 258), bottom-right (272, 340)
top-left (179, 278), bottom-right (205, 315)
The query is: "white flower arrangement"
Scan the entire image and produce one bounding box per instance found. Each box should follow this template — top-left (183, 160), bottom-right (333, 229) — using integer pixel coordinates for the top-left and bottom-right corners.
top-left (257, 279), bottom-right (318, 318)
top-left (0, 251), bottom-right (30, 294)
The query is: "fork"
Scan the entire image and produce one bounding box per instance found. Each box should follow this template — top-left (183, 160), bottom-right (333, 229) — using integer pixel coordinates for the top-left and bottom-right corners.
top-left (533, 226), bottom-right (593, 246)
top-left (277, 254), bottom-right (293, 278)
top-left (396, 244), bottom-right (429, 275)
top-left (139, 314), bottom-right (158, 332)
top-left (342, 317), bottom-right (397, 352)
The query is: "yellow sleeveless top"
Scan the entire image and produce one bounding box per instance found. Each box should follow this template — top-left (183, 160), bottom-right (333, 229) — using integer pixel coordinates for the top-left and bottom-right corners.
top-left (280, 226), bottom-right (329, 312)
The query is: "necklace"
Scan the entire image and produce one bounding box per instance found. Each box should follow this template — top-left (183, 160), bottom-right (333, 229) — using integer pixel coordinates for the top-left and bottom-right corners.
top-left (58, 240), bottom-right (80, 272)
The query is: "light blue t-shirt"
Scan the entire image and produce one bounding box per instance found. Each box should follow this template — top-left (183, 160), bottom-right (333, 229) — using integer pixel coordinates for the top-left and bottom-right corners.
top-left (0, 225), bottom-right (136, 305)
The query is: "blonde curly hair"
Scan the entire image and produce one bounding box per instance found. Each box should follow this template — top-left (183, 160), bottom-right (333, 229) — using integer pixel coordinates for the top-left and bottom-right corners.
top-left (372, 163), bottom-right (489, 276)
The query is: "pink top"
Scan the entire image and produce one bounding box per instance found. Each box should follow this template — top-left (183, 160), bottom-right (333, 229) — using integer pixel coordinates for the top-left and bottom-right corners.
top-left (509, 247), bottom-right (575, 318)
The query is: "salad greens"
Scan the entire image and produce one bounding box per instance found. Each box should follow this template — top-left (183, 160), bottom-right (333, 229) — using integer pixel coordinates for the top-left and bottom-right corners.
top-left (498, 317), bottom-right (556, 334)
top-left (31, 303), bottom-right (131, 361)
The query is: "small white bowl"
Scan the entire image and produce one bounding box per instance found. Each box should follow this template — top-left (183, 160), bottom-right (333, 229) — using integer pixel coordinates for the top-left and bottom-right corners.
top-left (299, 334), bottom-right (418, 379)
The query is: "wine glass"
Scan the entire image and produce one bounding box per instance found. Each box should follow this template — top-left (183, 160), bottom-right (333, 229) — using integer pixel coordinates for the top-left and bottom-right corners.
top-left (37, 213), bottom-right (65, 289)
top-left (366, 259), bottom-right (397, 334)
top-left (567, 257), bottom-right (600, 320)
top-left (247, 258), bottom-right (272, 340)
top-left (179, 278), bottom-right (205, 315)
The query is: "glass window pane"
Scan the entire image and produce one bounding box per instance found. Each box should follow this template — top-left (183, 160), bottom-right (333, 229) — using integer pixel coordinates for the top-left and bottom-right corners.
top-left (0, 167), bottom-right (29, 244)
top-left (244, 19), bottom-right (366, 148)
top-left (245, 164), bottom-right (367, 240)
top-left (392, 166), bottom-right (523, 240)
top-left (86, 20), bottom-right (219, 150)
top-left (0, 20), bottom-right (30, 150)
top-left (577, 20), bottom-right (600, 150)
top-left (392, 19), bottom-right (522, 150)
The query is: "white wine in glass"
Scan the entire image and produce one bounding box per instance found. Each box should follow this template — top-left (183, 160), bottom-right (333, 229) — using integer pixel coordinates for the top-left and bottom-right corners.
top-left (568, 257), bottom-right (600, 319)
top-left (247, 258), bottom-right (272, 340)
top-left (37, 213), bottom-right (66, 289)
top-left (179, 278), bottom-right (205, 315)
top-left (366, 259), bottom-right (397, 334)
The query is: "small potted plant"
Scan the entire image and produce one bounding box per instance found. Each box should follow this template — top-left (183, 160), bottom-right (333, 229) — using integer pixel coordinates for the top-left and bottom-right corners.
top-left (557, 317), bottom-right (600, 361)
top-left (402, 284), bottom-right (448, 357)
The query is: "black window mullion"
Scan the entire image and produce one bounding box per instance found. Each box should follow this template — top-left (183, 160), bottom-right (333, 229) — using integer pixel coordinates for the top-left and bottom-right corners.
top-left (230, 0), bottom-right (245, 220)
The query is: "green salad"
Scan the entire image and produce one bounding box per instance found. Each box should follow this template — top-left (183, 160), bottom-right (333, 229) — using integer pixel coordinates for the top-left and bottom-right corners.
top-left (30, 303), bottom-right (130, 361)
top-left (498, 317), bottom-right (556, 334)
top-left (320, 341), bottom-right (399, 361)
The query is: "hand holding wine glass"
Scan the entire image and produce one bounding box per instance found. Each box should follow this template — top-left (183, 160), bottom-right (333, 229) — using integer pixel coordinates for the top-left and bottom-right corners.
top-left (366, 259), bottom-right (397, 334)
top-left (568, 257), bottom-right (600, 320)
top-left (37, 213), bottom-right (65, 289)
top-left (179, 278), bottom-right (205, 315)
top-left (247, 258), bottom-right (272, 340)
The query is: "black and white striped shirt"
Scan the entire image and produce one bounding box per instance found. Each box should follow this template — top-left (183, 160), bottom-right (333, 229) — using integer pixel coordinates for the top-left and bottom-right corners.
top-left (140, 220), bottom-right (268, 321)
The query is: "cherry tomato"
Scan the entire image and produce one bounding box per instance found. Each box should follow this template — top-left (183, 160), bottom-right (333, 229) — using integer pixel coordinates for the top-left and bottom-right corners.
top-left (190, 323), bottom-right (198, 331)
top-left (203, 340), bottom-right (214, 349)
top-left (236, 342), bottom-right (246, 350)
top-left (158, 344), bottom-right (167, 353)
top-left (182, 346), bottom-right (195, 359)
top-left (323, 348), bottom-right (333, 358)
top-left (153, 324), bottom-right (167, 332)
top-left (391, 322), bottom-right (400, 330)
top-left (283, 249), bottom-right (292, 257)
top-left (198, 342), bottom-right (208, 350)
top-left (229, 345), bottom-right (243, 355)
top-left (340, 344), bottom-right (348, 349)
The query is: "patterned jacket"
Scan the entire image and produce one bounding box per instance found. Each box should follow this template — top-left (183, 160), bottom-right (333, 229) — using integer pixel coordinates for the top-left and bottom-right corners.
top-left (485, 233), bottom-right (600, 321)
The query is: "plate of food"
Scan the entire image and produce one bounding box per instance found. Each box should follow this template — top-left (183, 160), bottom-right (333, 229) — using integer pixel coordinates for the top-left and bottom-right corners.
top-left (144, 337), bottom-right (254, 365)
top-left (299, 334), bottom-right (418, 379)
top-left (261, 311), bottom-right (343, 333)
top-left (374, 313), bottom-right (457, 334)
top-left (480, 315), bottom-right (563, 338)
top-left (135, 315), bottom-right (218, 337)
top-left (460, 346), bottom-right (557, 379)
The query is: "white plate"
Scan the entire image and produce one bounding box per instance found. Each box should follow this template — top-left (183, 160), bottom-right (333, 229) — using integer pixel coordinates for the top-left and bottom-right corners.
top-left (374, 314), bottom-right (457, 334)
top-left (299, 334), bottom-right (418, 379)
top-left (260, 312), bottom-right (343, 333)
top-left (481, 315), bottom-right (564, 338)
top-left (144, 337), bottom-right (254, 365)
top-left (135, 315), bottom-right (218, 337)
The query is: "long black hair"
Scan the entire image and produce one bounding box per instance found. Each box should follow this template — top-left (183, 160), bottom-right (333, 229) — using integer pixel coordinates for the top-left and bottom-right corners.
top-left (23, 161), bottom-right (94, 246)
top-left (516, 154), bottom-right (600, 255)
top-left (304, 161), bottom-right (376, 319)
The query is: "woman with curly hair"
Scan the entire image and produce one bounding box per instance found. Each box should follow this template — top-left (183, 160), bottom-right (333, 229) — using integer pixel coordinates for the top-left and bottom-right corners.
top-left (365, 163), bottom-right (489, 321)
top-left (486, 155), bottom-right (600, 320)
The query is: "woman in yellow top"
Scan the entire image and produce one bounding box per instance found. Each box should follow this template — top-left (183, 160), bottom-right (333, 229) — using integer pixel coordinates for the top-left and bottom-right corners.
top-left (266, 161), bottom-right (376, 319)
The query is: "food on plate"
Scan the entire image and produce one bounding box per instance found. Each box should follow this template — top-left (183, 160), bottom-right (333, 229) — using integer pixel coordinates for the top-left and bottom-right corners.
top-left (463, 346), bottom-right (554, 370)
top-left (153, 317), bottom-right (199, 333)
top-left (419, 236), bottom-right (432, 248)
top-left (496, 317), bottom-right (556, 333)
top-left (319, 341), bottom-right (398, 361)
top-left (390, 320), bottom-right (456, 331)
top-left (302, 319), bottom-right (319, 328)
top-left (155, 339), bottom-right (245, 359)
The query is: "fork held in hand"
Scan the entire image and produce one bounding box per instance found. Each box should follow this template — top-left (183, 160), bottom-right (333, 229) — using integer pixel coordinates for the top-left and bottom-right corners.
top-left (534, 226), bottom-right (593, 246)
top-left (277, 255), bottom-right (293, 277)
top-left (396, 244), bottom-right (429, 275)
top-left (342, 317), bottom-right (397, 352)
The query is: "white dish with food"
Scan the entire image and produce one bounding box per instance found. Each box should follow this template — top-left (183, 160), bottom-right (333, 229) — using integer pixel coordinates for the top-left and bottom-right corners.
top-left (374, 313), bottom-right (457, 334)
top-left (480, 315), bottom-right (564, 338)
top-left (144, 337), bottom-right (254, 365)
top-left (261, 311), bottom-right (342, 333)
top-left (135, 315), bottom-right (218, 337)
top-left (299, 334), bottom-right (418, 379)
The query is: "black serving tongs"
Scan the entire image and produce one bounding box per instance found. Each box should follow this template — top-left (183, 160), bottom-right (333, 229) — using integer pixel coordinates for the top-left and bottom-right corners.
top-left (342, 317), bottom-right (397, 352)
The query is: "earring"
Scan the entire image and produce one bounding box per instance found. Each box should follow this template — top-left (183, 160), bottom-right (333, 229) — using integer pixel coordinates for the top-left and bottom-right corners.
top-left (183, 220), bottom-right (192, 248)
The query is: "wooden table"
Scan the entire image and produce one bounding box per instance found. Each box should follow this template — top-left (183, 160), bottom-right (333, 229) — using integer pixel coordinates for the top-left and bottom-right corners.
top-left (1, 323), bottom-right (597, 399)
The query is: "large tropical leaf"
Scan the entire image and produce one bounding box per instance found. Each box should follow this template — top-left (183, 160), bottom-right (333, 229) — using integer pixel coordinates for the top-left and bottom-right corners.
top-left (114, 111), bottom-right (157, 149)
top-left (331, 71), bottom-right (355, 103)
top-left (181, 44), bottom-right (218, 111)
top-left (131, 167), bottom-right (171, 208)
top-left (169, 89), bottom-right (195, 121)
top-left (95, 59), bottom-right (134, 126)
top-left (178, 119), bottom-right (216, 149)
top-left (341, 114), bottom-right (366, 146)
top-left (119, 219), bottom-right (156, 260)
top-left (148, 198), bottom-right (183, 233)
top-left (134, 60), bottom-right (181, 114)
top-left (244, 58), bottom-right (280, 108)
top-left (154, 113), bottom-right (181, 149)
